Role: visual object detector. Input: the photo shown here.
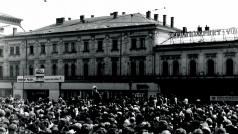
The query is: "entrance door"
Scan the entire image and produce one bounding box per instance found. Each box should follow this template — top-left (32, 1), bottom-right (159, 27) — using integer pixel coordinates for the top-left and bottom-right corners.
top-left (25, 90), bottom-right (49, 102)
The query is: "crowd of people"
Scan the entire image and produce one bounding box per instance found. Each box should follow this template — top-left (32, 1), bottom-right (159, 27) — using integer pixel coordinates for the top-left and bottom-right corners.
top-left (0, 88), bottom-right (237, 134)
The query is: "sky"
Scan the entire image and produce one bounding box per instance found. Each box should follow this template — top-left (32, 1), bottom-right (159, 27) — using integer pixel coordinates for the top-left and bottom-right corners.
top-left (1, 0), bottom-right (238, 32)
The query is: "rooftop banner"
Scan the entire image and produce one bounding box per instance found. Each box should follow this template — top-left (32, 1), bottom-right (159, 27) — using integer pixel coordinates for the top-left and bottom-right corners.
top-left (0, 13), bottom-right (22, 26)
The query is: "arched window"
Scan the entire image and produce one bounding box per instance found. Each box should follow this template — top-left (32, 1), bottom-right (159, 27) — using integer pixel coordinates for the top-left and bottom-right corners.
top-left (207, 59), bottom-right (215, 76)
top-left (189, 60), bottom-right (197, 76)
top-left (226, 58), bottom-right (233, 75)
top-left (52, 64), bottom-right (57, 75)
top-left (64, 64), bottom-right (69, 77)
top-left (29, 65), bottom-right (34, 75)
top-left (172, 60), bottom-right (179, 76)
top-left (131, 61), bottom-right (136, 76)
top-left (139, 60), bottom-right (144, 76)
top-left (71, 63), bottom-right (76, 77)
top-left (162, 61), bottom-right (169, 76)
top-left (83, 63), bottom-right (88, 77)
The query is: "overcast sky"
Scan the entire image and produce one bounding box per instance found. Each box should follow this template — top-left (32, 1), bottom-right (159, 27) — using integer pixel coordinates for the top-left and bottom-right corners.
top-left (1, 0), bottom-right (238, 32)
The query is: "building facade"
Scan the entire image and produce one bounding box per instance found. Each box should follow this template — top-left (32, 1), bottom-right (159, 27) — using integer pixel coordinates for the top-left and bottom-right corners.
top-left (0, 12), bottom-right (178, 100)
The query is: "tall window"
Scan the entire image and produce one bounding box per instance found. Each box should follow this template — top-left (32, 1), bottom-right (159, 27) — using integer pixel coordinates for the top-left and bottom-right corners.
top-left (71, 42), bottom-right (76, 52)
top-left (52, 44), bottom-right (57, 53)
top-left (162, 61), bottom-right (169, 76)
top-left (0, 66), bottom-right (3, 78)
top-left (29, 65), bottom-right (34, 75)
top-left (10, 47), bottom-right (14, 55)
top-left (41, 44), bottom-right (46, 54)
top-left (10, 65), bottom-right (14, 77)
top-left (131, 38), bottom-right (137, 50)
top-left (131, 61), bottom-right (136, 76)
top-left (0, 49), bottom-right (3, 57)
top-left (172, 60), bottom-right (179, 76)
top-left (112, 39), bottom-right (118, 51)
top-left (64, 43), bottom-right (69, 53)
top-left (139, 38), bottom-right (145, 49)
top-left (111, 58), bottom-right (118, 76)
top-left (83, 62), bottom-right (88, 77)
top-left (83, 41), bottom-right (89, 52)
top-left (97, 40), bottom-right (103, 52)
top-left (15, 65), bottom-right (19, 76)
top-left (226, 59), bottom-right (233, 75)
top-left (189, 60), bottom-right (197, 76)
top-left (71, 63), bottom-right (76, 77)
top-left (139, 60), bottom-right (145, 76)
top-left (40, 64), bottom-right (45, 69)
top-left (207, 59), bottom-right (215, 76)
top-left (30, 46), bottom-right (34, 55)
top-left (16, 46), bottom-right (20, 55)
top-left (64, 64), bottom-right (69, 77)
top-left (52, 64), bottom-right (57, 75)
top-left (97, 61), bottom-right (104, 76)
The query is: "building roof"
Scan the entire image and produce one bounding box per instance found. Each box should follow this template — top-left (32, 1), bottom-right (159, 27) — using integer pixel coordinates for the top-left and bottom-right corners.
top-left (13, 13), bottom-right (179, 36)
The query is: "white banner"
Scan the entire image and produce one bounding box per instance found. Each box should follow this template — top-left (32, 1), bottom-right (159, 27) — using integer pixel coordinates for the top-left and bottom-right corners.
top-left (210, 96), bottom-right (238, 101)
top-left (44, 76), bottom-right (64, 82)
top-left (17, 76), bottom-right (35, 83)
top-left (17, 76), bottom-right (64, 83)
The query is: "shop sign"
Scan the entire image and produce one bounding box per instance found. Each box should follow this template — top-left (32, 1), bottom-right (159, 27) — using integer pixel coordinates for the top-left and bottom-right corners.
top-left (35, 69), bottom-right (45, 76)
top-left (17, 76), bottom-right (35, 83)
top-left (210, 96), bottom-right (238, 101)
top-left (44, 76), bottom-right (64, 82)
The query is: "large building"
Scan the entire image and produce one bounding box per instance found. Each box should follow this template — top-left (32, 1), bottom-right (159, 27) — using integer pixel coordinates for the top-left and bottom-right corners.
top-left (0, 11), bottom-right (179, 101)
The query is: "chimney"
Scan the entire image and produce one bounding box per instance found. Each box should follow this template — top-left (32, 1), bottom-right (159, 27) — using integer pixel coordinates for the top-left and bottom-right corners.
top-left (205, 25), bottom-right (209, 31)
top-left (163, 15), bottom-right (167, 26)
top-left (122, 12), bottom-right (126, 15)
top-left (56, 17), bottom-right (65, 25)
top-left (170, 17), bottom-right (174, 28)
top-left (182, 27), bottom-right (187, 34)
top-left (13, 28), bottom-right (17, 36)
top-left (146, 11), bottom-right (151, 19)
top-left (91, 15), bottom-right (94, 18)
top-left (113, 12), bottom-right (118, 19)
top-left (154, 14), bottom-right (158, 21)
top-left (68, 18), bottom-right (71, 20)
top-left (197, 26), bottom-right (202, 32)
top-left (80, 15), bottom-right (85, 23)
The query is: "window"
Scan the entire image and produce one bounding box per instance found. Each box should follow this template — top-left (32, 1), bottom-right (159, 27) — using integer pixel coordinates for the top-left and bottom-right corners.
top-left (64, 43), bottom-right (69, 53)
top-left (0, 49), bottom-right (3, 57)
top-left (52, 64), bottom-right (57, 75)
top-left (111, 58), bottom-right (118, 76)
top-left (15, 65), bottom-right (19, 76)
top-left (189, 60), bottom-right (197, 76)
top-left (131, 61), bottom-right (136, 76)
top-left (10, 65), bottom-right (14, 77)
top-left (29, 46), bottom-right (34, 55)
top-left (71, 63), bottom-right (76, 77)
top-left (64, 64), bottom-right (69, 77)
top-left (97, 40), bottom-right (103, 52)
top-left (83, 62), bottom-right (88, 77)
top-left (71, 42), bottom-right (76, 52)
top-left (0, 66), bottom-right (3, 78)
top-left (40, 44), bottom-right (46, 54)
top-left (29, 65), bottom-right (34, 75)
top-left (40, 64), bottom-right (45, 69)
top-left (226, 59), bottom-right (233, 75)
top-left (139, 60), bottom-right (145, 76)
top-left (207, 59), bottom-right (215, 76)
top-left (131, 38), bottom-right (137, 50)
top-left (83, 41), bottom-right (89, 52)
top-left (162, 61), bottom-right (169, 76)
top-left (97, 61), bottom-right (104, 76)
top-left (139, 38), bottom-right (145, 49)
top-left (52, 44), bottom-right (58, 53)
top-left (172, 60), bottom-right (179, 76)
top-left (16, 46), bottom-right (20, 55)
top-left (112, 39), bottom-right (118, 51)
top-left (10, 47), bottom-right (14, 55)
